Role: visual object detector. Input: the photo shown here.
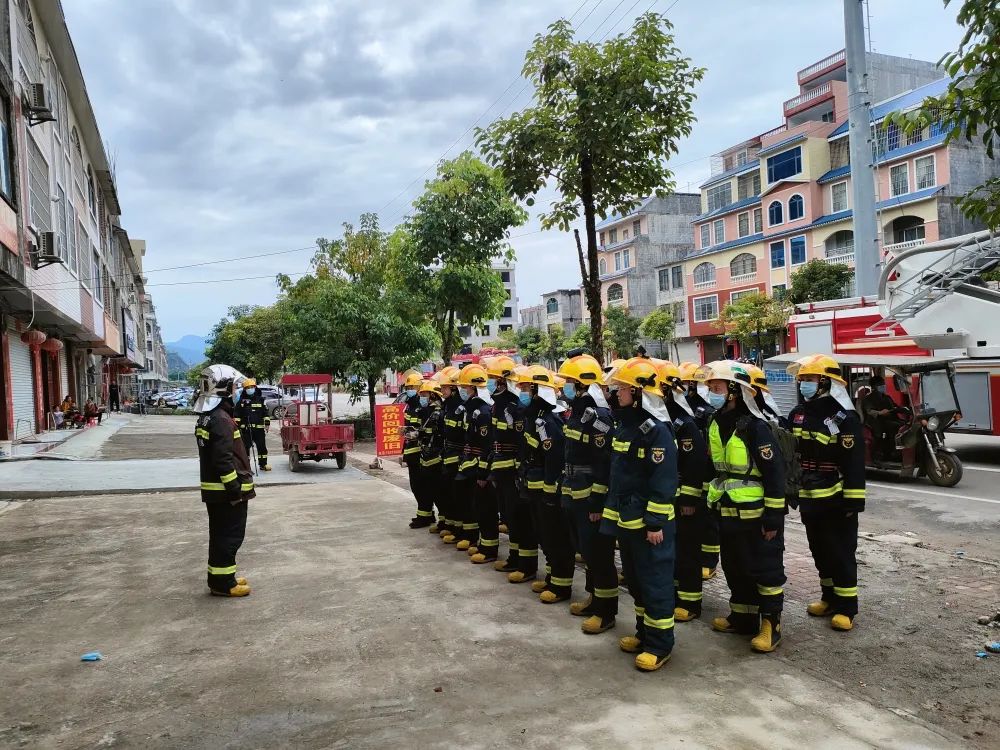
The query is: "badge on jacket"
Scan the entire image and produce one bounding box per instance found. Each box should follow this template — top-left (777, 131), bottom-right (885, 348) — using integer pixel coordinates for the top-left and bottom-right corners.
top-left (759, 444), bottom-right (774, 460)
top-left (594, 434), bottom-right (606, 447)
top-left (651, 447), bottom-right (665, 463)
top-left (542, 438), bottom-right (552, 451)
top-left (841, 434), bottom-right (855, 449)
top-left (515, 420), bottom-right (524, 432)
top-left (480, 425), bottom-right (489, 437)
top-left (680, 438), bottom-right (693, 452)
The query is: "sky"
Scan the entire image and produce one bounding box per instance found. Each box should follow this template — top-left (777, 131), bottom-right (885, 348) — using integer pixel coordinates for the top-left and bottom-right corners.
top-left (62, 0), bottom-right (966, 343)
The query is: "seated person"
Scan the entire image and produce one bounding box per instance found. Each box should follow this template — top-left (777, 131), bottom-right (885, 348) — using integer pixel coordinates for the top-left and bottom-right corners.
top-left (53, 407), bottom-right (65, 429)
top-left (84, 398), bottom-right (103, 425)
top-left (864, 376), bottom-right (903, 460)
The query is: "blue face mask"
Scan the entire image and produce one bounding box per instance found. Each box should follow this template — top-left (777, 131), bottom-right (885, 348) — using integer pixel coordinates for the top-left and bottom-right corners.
top-left (707, 391), bottom-right (727, 409)
top-left (405, 389), bottom-right (417, 399)
top-left (875, 384), bottom-right (886, 394)
top-left (562, 383), bottom-right (576, 400)
top-left (799, 381), bottom-right (819, 400)
top-left (486, 379), bottom-right (498, 394)
top-left (459, 389), bottom-right (471, 402)
top-left (418, 396), bottom-right (429, 408)
top-left (233, 389), bottom-right (242, 404)
top-left (245, 387), bottom-right (255, 396)
top-left (518, 391), bottom-right (532, 407)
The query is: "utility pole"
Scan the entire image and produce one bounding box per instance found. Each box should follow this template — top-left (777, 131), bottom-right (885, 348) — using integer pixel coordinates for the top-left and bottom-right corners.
top-left (844, 0), bottom-right (879, 298)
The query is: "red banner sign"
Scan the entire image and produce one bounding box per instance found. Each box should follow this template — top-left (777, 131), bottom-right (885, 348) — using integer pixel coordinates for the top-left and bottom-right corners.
top-left (374, 403), bottom-right (405, 457)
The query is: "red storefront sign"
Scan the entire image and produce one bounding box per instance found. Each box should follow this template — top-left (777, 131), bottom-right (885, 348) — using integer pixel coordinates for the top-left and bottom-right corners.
top-left (374, 403), bottom-right (405, 457)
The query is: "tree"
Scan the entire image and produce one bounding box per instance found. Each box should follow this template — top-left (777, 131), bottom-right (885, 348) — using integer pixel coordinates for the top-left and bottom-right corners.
top-left (603, 306), bottom-right (642, 359)
top-left (888, 1), bottom-right (1000, 230)
top-left (717, 293), bottom-right (792, 366)
top-left (405, 152), bottom-right (527, 364)
top-left (513, 327), bottom-right (547, 364)
top-left (543, 325), bottom-right (566, 368)
top-left (203, 303), bottom-right (293, 382)
top-left (639, 308), bottom-right (676, 358)
top-left (186, 360), bottom-right (209, 387)
top-left (477, 12), bottom-right (704, 361)
top-left (789, 260), bottom-right (853, 304)
top-left (564, 322), bottom-right (593, 354)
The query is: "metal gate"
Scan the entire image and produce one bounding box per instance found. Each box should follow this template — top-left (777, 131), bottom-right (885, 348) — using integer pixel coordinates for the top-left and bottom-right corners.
top-left (9, 333), bottom-right (35, 439)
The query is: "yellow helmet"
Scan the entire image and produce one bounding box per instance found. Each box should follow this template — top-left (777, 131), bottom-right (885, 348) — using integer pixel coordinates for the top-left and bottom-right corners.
top-left (601, 358), bottom-right (627, 386)
top-left (523, 364), bottom-right (556, 388)
top-left (609, 356), bottom-right (660, 395)
top-left (509, 364), bottom-right (531, 384)
top-left (678, 362), bottom-right (701, 382)
top-left (485, 355), bottom-right (518, 379)
top-left (243, 378), bottom-right (257, 388)
top-left (789, 354), bottom-right (845, 385)
top-left (417, 379), bottom-right (442, 397)
top-left (433, 365), bottom-right (459, 384)
top-left (697, 360), bottom-right (753, 387)
top-left (456, 363), bottom-right (489, 387)
top-left (553, 373), bottom-right (566, 389)
top-left (558, 354), bottom-right (602, 385)
top-left (654, 360), bottom-right (683, 392)
top-left (744, 364), bottom-right (769, 392)
top-left (403, 370), bottom-right (424, 388)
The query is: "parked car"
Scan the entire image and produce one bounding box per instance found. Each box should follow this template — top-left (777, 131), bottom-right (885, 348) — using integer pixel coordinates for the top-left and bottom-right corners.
top-left (258, 385), bottom-right (295, 418)
top-left (154, 390), bottom-right (187, 409)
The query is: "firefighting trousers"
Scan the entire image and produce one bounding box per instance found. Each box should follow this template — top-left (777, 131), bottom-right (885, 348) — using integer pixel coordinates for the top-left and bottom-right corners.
top-left (205, 500), bottom-right (248, 592)
top-left (512, 482), bottom-right (539, 575)
top-left (567, 501), bottom-right (619, 618)
top-left (405, 463), bottom-right (433, 520)
top-left (453, 476), bottom-right (478, 543)
top-left (719, 518), bottom-right (785, 629)
top-left (802, 508), bottom-right (859, 617)
top-left (245, 427), bottom-right (268, 467)
top-left (415, 461), bottom-right (441, 520)
top-left (494, 473), bottom-right (520, 565)
top-left (618, 525), bottom-right (676, 657)
top-left (473, 480), bottom-right (500, 559)
top-left (674, 507), bottom-right (705, 614)
top-left (702, 506), bottom-right (720, 571)
top-left (532, 490), bottom-right (576, 595)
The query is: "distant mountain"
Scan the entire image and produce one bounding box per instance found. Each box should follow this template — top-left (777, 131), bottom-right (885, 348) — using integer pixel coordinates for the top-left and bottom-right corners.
top-left (166, 334), bottom-right (208, 367)
top-left (167, 351), bottom-right (191, 379)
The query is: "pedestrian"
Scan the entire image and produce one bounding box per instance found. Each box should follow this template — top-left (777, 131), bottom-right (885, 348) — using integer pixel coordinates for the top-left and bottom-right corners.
top-left (862, 374), bottom-right (903, 463)
top-left (701, 360), bottom-right (786, 653)
top-left (235, 378), bottom-right (271, 472)
top-left (399, 371), bottom-right (428, 528)
top-left (680, 361), bottom-right (720, 581)
top-left (481, 355), bottom-right (522, 571)
top-left (438, 367), bottom-right (466, 545)
top-left (788, 354), bottom-right (866, 632)
top-left (601, 357), bottom-right (678, 672)
top-left (455, 363), bottom-right (494, 559)
top-left (558, 351), bottom-right (618, 634)
top-left (416, 378), bottom-right (445, 531)
top-left (108, 381), bottom-right (120, 413)
top-left (193, 364), bottom-right (256, 597)
top-left (654, 360), bottom-right (712, 623)
top-left (506, 365), bottom-right (542, 585)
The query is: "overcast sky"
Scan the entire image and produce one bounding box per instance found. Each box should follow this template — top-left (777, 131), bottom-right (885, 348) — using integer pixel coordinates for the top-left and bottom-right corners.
top-left (63, 0), bottom-right (964, 343)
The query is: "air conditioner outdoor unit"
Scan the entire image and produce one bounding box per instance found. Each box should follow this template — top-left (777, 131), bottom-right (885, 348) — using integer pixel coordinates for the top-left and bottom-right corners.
top-left (31, 231), bottom-right (62, 269)
top-left (26, 83), bottom-right (55, 125)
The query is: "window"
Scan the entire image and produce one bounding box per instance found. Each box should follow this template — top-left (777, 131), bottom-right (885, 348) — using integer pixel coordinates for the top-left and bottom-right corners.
top-left (0, 96), bottom-right (14, 203)
top-left (599, 232), bottom-right (605, 246)
top-left (479, 325), bottom-right (491, 337)
top-left (546, 297), bottom-right (559, 314)
top-left (693, 262), bottom-right (716, 285)
top-left (830, 138), bottom-right (850, 169)
top-left (790, 236), bottom-right (807, 265)
top-left (832, 181), bottom-right (849, 213)
top-left (825, 230), bottom-right (854, 258)
top-left (86, 165), bottom-right (96, 216)
top-left (766, 146), bottom-right (801, 183)
top-left (671, 266), bottom-right (683, 289)
top-left (93, 250), bottom-right (102, 301)
top-left (821, 111), bottom-right (836, 123)
top-left (770, 241), bottom-right (785, 269)
top-left (500, 271), bottom-right (511, 282)
top-left (788, 194), bottom-right (804, 221)
top-left (893, 217), bottom-right (926, 244)
top-left (737, 171), bottom-right (761, 200)
top-left (753, 208), bottom-right (763, 234)
top-left (599, 258), bottom-right (607, 275)
top-left (608, 228), bottom-right (618, 244)
top-left (26, 135), bottom-right (51, 231)
top-left (623, 229), bottom-right (629, 240)
top-left (890, 163), bottom-right (909, 197)
top-left (713, 219), bottom-right (725, 245)
top-left (707, 182), bottom-right (732, 212)
top-left (915, 156), bottom-right (935, 189)
top-left (458, 325), bottom-right (472, 337)
top-left (906, 127), bottom-right (925, 146)
top-left (607, 283), bottom-right (624, 303)
top-left (730, 289), bottom-right (757, 303)
top-left (614, 252), bottom-right (622, 271)
top-left (773, 284), bottom-right (787, 300)
top-left (673, 300), bottom-right (686, 324)
top-left (658, 268), bottom-right (670, 292)
top-left (693, 295), bottom-right (719, 322)
top-left (738, 212), bottom-right (750, 238)
top-left (502, 307), bottom-right (513, 319)
top-left (623, 249), bottom-right (630, 268)
top-left (730, 253), bottom-right (756, 278)
top-left (499, 324), bottom-right (513, 332)
top-left (504, 288), bottom-right (511, 299)
top-left (632, 219), bottom-right (641, 236)
top-left (768, 200), bottom-right (783, 226)
top-left (700, 224), bottom-right (711, 248)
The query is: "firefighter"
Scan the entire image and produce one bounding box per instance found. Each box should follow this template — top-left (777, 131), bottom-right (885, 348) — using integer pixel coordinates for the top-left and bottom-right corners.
top-left (655, 360), bottom-right (712, 622)
top-left (401, 371), bottom-right (430, 529)
top-left (438, 367), bottom-right (465, 544)
top-left (483, 355), bottom-right (522, 571)
top-left (701, 360), bottom-right (786, 653)
top-left (234, 378), bottom-right (271, 471)
top-left (788, 354), bottom-right (866, 632)
top-left (558, 352), bottom-right (618, 634)
top-left (746, 364), bottom-right (788, 427)
top-left (507, 366), bottom-right (541, 585)
top-left (427, 367), bottom-right (457, 535)
top-left (680, 360), bottom-right (720, 581)
top-left (193, 364), bottom-right (256, 597)
top-left (600, 357), bottom-right (677, 672)
top-left (455, 363), bottom-right (495, 558)
top-left (416, 378), bottom-right (445, 532)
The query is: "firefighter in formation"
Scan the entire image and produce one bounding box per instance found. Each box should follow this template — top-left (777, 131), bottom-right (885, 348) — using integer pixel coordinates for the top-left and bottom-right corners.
top-left (400, 351), bottom-right (865, 669)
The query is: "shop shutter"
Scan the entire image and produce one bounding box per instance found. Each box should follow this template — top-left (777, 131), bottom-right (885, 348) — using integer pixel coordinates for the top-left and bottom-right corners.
top-left (59, 348), bottom-right (69, 401)
top-left (9, 333), bottom-right (36, 439)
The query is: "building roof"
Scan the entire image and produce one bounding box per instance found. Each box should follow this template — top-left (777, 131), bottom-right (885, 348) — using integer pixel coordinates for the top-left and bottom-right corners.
top-left (816, 165), bottom-right (851, 185)
top-left (595, 197), bottom-right (657, 230)
top-left (694, 195), bottom-right (761, 223)
top-left (699, 160), bottom-right (760, 190)
top-left (829, 76), bottom-right (951, 137)
top-left (687, 232), bottom-right (765, 260)
top-left (757, 133), bottom-right (808, 158)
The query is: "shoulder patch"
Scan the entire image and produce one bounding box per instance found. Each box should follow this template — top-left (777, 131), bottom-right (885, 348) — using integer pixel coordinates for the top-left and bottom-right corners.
top-left (514, 420), bottom-right (524, 432)
top-left (650, 447), bottom-right (665, 464)
top-left (455, 405), bottom-right (466, 415)
top-left (479, 425), bottom-right (488, 437)
top-left (759, 444), bottom-right (774, 461)
top-left (680, 438), bottom-right (694, 452)
top-left (594, 434), bottom-right (606, 448)
top-left (542, 438), bottom-right (553, 451)
top-left (841, 434), bottom-right (855, 449)
top-left (793, 413), bottom-right (805, 425)
top-left (472, 409), bottom-right (480, 419)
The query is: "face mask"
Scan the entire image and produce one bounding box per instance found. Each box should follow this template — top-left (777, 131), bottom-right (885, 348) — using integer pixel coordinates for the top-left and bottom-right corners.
top-left (405, 389), bottom-right (417, 399)
top-left (518, 391), bottom-right (532, 407)
top-left (245, 387), bottom-right (255, 396)
top-left (418, 396), bottom-right (429, 408)
top-left (799, 381), bottom-right (819, 400)
top-left (486, 379), bottom-right (498, 394)
top-left (696, 383), bottom-right (710, 400)
top-left (233, 389), bottom-right (242, 404)
top-left (707, 391), bottom-right (727, 409)
top-left (459, 389), bottom-right (471, 402)
top-left (562, 383), bottom-right (576, 400)
top-left (876, 385), bottom-right (886, 394)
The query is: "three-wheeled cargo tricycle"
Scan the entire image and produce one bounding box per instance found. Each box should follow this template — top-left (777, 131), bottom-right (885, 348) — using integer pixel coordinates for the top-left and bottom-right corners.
top-left (278, 374), bottom-right (355, 472)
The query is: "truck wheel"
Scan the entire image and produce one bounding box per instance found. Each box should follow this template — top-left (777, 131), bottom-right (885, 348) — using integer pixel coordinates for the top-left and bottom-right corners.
top-left (289, 451), bottom-right (301, 473)
top-left (926, 453), bottom-right (962, 487)
top-left (335, 452), bottom-right (347, 469)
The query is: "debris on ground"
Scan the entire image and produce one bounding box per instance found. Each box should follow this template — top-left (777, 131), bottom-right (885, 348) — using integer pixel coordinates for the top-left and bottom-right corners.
top-left (80, 652), bottom-right (103, 661)
top-left (985, 642), bottom-right (1000, 654)
top-left (975, 651), bottom-right (988, 659)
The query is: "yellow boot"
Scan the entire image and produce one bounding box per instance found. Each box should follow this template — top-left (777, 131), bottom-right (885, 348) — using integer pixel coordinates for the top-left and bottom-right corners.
top-left (807, 600), bottom-right (835, 617)
top-left (575, 553), bottom-right (584, 564)
top-left (530, 580), bottom-right (547, 594)
top-left (443, 534), bottom-right (457, 544)
top-left (750, 616), bottom-right (781, 653)
top-left (539, 590), bottom-right (570, 604)
top-left (831, 614), bottom-right (854, 631)
top-left (236, 577), bottom-right (248, 586)
top-left (711, 616), bottom-right (737, 633)
top-left (569, 595), bottom-right (594, 616)
top-left (701, 567), bottom-right (717, 581)
top-left (456, 540), bottom-right (471, 551)
top-left (673, 607), bottom-right (699, 622)
top-left (508, 571), bottom-right (535, 584)
top-left (466, 546), bottom-right (479, 556)
top-left (619, 635), bottom-right (641, 653)
top-left (581, 615), bottom-right (615, 634)
top-left (429, 524), bottom-right (439, 534)
top-left (439, 529), bottom-right (451, 539)
top-left (210, 583), bottom-right (251, 597)
top-left (635, 652), bottom-right (671, 672)
top-left (470, 553), bottom-right (494, 564)
top-left (494, 559), bottom-right (510, 571)
top-left (498, 523), bottom-right (509, 534)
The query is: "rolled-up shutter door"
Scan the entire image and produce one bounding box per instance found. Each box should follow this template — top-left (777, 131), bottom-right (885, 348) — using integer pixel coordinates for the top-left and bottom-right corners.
top-left (59, 348), bottom-right (69, 401)
top-left (9, 334), bottom-right (36, 439)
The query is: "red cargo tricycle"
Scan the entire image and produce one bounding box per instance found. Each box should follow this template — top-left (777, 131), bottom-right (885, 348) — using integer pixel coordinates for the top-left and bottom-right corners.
top-left (278, 374), bottom-right (355, 472)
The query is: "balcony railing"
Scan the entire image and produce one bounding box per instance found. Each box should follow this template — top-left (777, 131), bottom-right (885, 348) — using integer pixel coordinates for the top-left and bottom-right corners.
top-left (760, 124), bottom-right (788, 140)
top-left (730, 272), bottom-right (757, 284)
top-left (693, 279), bottom-right (717, 291)
top-left (784, 81), bottom-right (833, 116)
top-left (798, 50), bottom-right (846, 84)
top-left (824, 252), bottom-right (855, 265)
top-left (883, 238), bottom-right (926, 256)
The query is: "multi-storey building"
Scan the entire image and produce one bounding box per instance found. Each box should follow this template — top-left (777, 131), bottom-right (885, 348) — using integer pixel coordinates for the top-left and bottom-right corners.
top-left (539, 287), bottom-right (582, 336)
top-left (138, 292), bottom-right (168, 393)
top-left (519, 303), bottom-right (543, 332)
top-left (683, 50), bottom-right (996, 362)
top-left (0, 0), bottom-right (146, 441)
top-left (457, 264), bottom-right (518, 350)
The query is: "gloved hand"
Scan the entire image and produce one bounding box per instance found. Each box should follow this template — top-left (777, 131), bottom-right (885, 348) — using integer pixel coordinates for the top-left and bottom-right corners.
top-left (762, 509), bottom-right (783, 538)
top-left (225, 479), bottom-right (242, 501)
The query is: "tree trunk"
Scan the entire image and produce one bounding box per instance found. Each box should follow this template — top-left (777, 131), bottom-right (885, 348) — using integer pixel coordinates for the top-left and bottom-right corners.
top-left (755, 326), bottom-right (763, 366)
top-left (576, 156), bottom-right (603, 362)
top-left (443, 308), bottom-right (456, 365)
top-left (367, 374), bottom-right (377, 427)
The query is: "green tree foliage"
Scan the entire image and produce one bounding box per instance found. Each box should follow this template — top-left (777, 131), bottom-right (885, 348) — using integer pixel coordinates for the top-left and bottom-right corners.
top-left (888, 1), bottom-right (1000, 229)
top-left (717, 293), bottom-right (792, 365)
top-left (513, 327), bottom-right (547, 364)
top-left (404, 152), bottom-right (527, 364)
top-left (564, 322), bottom-right (593, 354)
top-left (639, 308), bottom-right (676, 358)
top-left (543, 325), bottom-right (566, 368)
top-left (186, 360), bottom-right (209, 387)
top-left (603, 306), bottom-right (642, 359)
top-left (789, 260), bottom-right (853, 304)
top-left (204, 303), bottom-right (292, 382)
top-left (477, 12), bottom-right (704, 360)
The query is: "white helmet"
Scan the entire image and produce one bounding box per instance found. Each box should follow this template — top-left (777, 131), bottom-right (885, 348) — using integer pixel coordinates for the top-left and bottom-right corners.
top-left (192, 364), bottom-right (245, 413)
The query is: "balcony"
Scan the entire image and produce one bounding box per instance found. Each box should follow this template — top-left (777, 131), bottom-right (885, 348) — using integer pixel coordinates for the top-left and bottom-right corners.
top-left (883, 238), bottom-right (926, 256)
top-left (798, 50), bottom-right (846, 85)
top-left (730, 272), bottom-right (757, 285)
top-left (824, 252), bottom-right (855, 265)
top-left (693, 279), bottom-right (717, 291)
top-left (784, 81), bottom-right (834, 118)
